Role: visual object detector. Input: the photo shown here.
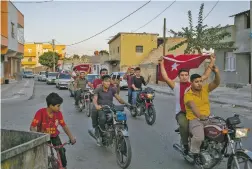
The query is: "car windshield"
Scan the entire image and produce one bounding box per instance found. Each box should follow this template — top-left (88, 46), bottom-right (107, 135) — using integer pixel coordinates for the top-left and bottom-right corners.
top-left (25, 71), bottom-right (33, 74)
top-left (40, 72), bottom-right (46, 75)
top-left (48, 72), bottom-right (58, 76)
top-left (59, 74), bottom-right (71, 79)
top-left (119, 72), bottom-right (125, 76)
top-left (87, 75), bottom-right (99, 83)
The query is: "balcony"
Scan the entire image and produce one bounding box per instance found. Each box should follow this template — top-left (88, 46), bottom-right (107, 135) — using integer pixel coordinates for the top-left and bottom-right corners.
top-left (21, 61), bottom-right (36, 65)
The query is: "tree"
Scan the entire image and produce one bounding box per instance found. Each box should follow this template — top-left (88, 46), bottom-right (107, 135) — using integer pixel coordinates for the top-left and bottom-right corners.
top-left (72, 54), bottom-right (80, 60)
top-left (168, 3), bottom-right (234, 54)
top-left (39, 51), bottom-right (59, 68)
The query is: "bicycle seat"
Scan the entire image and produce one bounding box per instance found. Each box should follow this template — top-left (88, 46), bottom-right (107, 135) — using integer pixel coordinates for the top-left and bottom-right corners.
top-left (114, 105), bottom-right (125, 112)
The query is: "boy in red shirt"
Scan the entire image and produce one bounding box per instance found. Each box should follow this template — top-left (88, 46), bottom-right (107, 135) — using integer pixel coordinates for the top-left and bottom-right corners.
top-left (30, 92), bottom-right (76, 169)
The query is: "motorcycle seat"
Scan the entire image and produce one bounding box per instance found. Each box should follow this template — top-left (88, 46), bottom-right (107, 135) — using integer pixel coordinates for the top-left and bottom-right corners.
top-left (114, 105), bottom-right (125, 112)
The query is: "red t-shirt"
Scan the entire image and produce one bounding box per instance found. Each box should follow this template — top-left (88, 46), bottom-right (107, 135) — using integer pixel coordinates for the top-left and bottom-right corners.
top-left (31, 108), bottom-right (66, 137)
top-left (93, 79), bottom-right (102, 89)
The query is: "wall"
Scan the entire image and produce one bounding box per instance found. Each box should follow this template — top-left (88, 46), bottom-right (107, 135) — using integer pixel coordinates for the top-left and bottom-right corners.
top-left (234, 14), bottom-right (250, 53)
top-left (7, 2), bottom-right (18, 52)
top-left (215, 50), bottom-right (250, 85)
top-left (1, 1), bottom-right (8, 47)
top-left (109, 36), bottom-right (121, 61)
top-left (120, 34), bottom-right (158, 67)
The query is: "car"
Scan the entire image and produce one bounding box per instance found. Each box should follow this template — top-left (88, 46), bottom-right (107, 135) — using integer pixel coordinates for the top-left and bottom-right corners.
top-left (38, 71), bottom-right (46, 81)
top-left (110, 72), bottom-right (127, 89)
top-left (68, 73), bottom-right (99, 97)
top-left (55, 73), bottom-right (71, 89)
top-left (23, 71), bottom-right (34, 78)
top-left (46, 72), bottom-right (58, 84)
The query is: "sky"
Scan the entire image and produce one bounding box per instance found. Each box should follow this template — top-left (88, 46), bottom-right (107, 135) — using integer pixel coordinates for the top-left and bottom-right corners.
top-left (14, 0), bottom-right (250, 56)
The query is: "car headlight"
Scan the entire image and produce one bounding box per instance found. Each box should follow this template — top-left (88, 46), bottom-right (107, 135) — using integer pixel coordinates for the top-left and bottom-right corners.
top-left (235, 128), bottom-right (249, 138)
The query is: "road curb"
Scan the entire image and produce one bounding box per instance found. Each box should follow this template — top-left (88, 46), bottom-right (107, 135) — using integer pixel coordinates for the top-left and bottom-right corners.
top-left (28, 80), bottom-right (35, 100)
top-left (153, 89), bottom-right (252, 110)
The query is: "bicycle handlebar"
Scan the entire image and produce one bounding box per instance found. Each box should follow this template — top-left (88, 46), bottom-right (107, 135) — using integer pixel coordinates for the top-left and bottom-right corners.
top-left (47, 140), bottom-right (71, 149)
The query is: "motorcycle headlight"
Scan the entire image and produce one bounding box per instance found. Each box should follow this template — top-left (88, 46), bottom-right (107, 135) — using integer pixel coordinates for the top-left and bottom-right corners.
top-left (146, 94), bottom-right (153, 99)
top-left (235, 128), bottom-right (249, 138)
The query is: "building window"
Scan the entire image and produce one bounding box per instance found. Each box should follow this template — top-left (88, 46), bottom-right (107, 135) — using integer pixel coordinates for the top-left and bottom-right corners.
top-left (246, 13), bottom-right (250, 29)
top-left (28, 58), bottom-right (32, 62)
top-left (11, 22), bottom-right (15, 38)
top-left (136, 46), bottom-right (143, 53)
top-left (224, 52), bottom-right (236, 71)
top-left (117, 47), bottom-right (120, 53)
top-left (94, 65), bottom-right (96, 71)
top-left (28, 49), bottom-right (32, 53)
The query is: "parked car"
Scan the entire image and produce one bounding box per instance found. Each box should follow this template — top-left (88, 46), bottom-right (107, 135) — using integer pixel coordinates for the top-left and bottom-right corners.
top-left (68, 74), bottom-right (99, 97)
top-left (55, 73), bottom-right (71, 89)
top-left (23, 71), bottom-right (34, 78)
top-left (110, 72), bottom-right (127, 89)
top-left (38, 71), bottom-right (46, 81)
top-left (46, 72), bottom-right (58, 84)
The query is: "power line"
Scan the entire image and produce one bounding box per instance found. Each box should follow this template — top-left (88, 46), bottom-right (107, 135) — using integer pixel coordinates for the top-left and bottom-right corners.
top-left (203, 0), bottom-right (219, 20)
top-left (12, 0), bottom-right (53, 4)
top-left (132, 0), bottom-right (176, 33)
top-left (66, 0), bottom-right (151, 46)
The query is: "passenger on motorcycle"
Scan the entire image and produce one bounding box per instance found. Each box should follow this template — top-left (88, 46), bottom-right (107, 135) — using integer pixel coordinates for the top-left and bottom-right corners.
top-left (131, 67), bottom-right (151, 106)
top-left (184, 66), bottom-right (220, 158)
top-left (74, 72), bottom-right (91, 106)
top-left (158, 55), bottom-right (215, 155)
top-left (90, 75), bottom-right (127, 145)
top-left (92, 68), bottom-right (108, 89)
top-left (123, 67), bottom-right (135, 104)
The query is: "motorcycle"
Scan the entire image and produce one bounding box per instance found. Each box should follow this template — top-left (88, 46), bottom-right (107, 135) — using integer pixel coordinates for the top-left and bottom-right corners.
top-left (88, 104), bottom-right (132, 169)
top-left (77, 89), bottom-right (89, 112)
top-left (173, 114), bottom-right (252, 169)
top-left (130, 87), bottom-right (156, 125)
top-left (83, 88), bottom-right (94, 117)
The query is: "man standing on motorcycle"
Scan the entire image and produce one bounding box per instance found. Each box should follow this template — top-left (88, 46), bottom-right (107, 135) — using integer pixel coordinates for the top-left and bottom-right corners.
top-left (158, 55), bottom-right (215, 155)
top-left (123, 67), bottom-right (135, 104)
top-left (89, 75), bottom-right (127, 145)
top-left (74, 71), bottom-right (89, 106)
top-left (184, 66), bottom-right (220, 158)
top-left (131, 67), bottom-right (151, 106)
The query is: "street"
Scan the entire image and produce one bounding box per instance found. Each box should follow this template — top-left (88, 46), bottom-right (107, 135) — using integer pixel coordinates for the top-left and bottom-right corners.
top-left (2, 80), bottom-right (252, 169)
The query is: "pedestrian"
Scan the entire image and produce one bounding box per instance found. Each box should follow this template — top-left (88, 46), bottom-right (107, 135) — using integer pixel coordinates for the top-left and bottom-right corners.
top-left (123, 67), bottom-right (135, 104)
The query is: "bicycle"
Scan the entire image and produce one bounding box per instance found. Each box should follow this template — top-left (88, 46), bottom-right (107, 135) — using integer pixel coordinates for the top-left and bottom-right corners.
top-left (48, 140), bottom-right (71, 169)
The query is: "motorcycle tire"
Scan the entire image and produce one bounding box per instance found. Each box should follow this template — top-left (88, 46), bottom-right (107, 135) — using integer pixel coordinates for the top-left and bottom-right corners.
top-left (130, 107), bottom-right (137, 117)
top-left (145, 106), bottom-right (156, 125)
top-left (85, 101), bottom-right (91, 117)
top-left (115, 135), bottom-right (132, 169)
top-left (227, 150), bottom-right (252, 169)
top-left (78, 100), bottom-right (83, 112)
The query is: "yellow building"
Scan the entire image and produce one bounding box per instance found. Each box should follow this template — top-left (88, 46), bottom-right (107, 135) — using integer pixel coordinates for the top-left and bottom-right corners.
top-left (104, 32), bottom-right (158, 72)
top-left (22, 43), bottom-right (66, 70)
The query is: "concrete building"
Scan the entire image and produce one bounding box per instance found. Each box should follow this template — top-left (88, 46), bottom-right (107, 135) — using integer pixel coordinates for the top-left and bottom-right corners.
top-left (101, 32), bottom-right (159, 72)
top-left (215, 10), bottom-right (251, 86)
top-left (22, 43), bottom-right (66, 71)
top-left (1, 1), bottom-right (24, 84)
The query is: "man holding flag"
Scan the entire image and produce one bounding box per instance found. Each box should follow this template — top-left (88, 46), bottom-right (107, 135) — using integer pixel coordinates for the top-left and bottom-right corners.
top-left (158, 53), bottom-right (216, 155)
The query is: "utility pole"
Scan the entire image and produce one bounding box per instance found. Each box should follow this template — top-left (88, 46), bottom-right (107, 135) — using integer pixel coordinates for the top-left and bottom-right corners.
top-left (52, 39), bottom-right (55, 72)
top-left (163, 18), bottom-right (166, 56)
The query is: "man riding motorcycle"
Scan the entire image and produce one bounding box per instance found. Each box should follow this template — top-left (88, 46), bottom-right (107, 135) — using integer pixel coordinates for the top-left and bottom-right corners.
top-left (74, 72), bottom-right (90, 106)
top-left (92, 68), bottom-right (108, 89)
top-left (158, 55), bottom-right (215, 155)
top-left (89, 75), bottom-right (128, 145)
top-left (184, 66), bottom-right (220, 159)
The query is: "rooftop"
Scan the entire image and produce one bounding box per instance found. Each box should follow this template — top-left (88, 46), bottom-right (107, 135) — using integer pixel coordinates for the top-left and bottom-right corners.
top-left (108, 32), bottom-right (159, 44)
top-left (229, 10), bottom-right (250, 17)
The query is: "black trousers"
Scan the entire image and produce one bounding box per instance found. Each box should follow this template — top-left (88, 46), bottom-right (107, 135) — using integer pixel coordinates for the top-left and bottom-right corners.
top-left (91, 109), bottom-right (106, 130)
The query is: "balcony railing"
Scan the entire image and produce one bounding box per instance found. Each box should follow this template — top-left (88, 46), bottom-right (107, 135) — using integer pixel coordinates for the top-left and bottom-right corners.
top-left (21, 61), bottom-right (37, 65)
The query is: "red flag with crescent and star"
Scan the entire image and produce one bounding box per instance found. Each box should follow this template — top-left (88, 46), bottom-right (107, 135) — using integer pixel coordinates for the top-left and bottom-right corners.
top-left (158, 54), bottom-right (210, 81)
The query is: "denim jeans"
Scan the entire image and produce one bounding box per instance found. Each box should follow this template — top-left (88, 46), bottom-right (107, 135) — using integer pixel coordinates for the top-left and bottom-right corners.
top-left (132, 91), bottom-right (140, 106)
top-left (128, 88), bottom-right (133, 104)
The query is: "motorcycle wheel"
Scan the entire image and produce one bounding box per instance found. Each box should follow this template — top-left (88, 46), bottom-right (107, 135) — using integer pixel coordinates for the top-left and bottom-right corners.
top-left (227, 151), bottom-right (252, 169)
top-left (78, 100), bottom-right (83, 112)
top-left (145, 106), bottom-right (156, 125)
top-left (130, 107), bottom-right (137, 117)
top-left (115, 135), bottom-right (132, 169)
top-left (85, 101), bottom-right (91, 117)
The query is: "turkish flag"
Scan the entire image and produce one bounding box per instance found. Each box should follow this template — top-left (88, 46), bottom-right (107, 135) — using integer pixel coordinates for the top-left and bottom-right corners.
top-left (158, 54), bottom-right (210, 81)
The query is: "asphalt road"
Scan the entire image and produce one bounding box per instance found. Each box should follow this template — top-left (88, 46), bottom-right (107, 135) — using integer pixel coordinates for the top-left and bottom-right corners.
top-left (2, 80), bottom-right (252, 169)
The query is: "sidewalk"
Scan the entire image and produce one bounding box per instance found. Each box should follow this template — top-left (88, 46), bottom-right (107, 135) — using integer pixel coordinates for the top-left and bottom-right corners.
top-left (146, 84), bottom-right (252, 110)
top-left (1, 79), bottom-right (35, 103)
